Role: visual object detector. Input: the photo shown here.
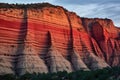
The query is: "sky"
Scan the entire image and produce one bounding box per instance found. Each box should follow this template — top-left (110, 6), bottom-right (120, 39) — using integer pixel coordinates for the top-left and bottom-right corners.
top-left (0, 0), bottom-right (120, 27)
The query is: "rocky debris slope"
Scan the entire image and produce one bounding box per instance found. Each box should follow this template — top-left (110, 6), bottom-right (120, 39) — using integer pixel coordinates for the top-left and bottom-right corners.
top-left (0, 3), bottom-right (120, 75)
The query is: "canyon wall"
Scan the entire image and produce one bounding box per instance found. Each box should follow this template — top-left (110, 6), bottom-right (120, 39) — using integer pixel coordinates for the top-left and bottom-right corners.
top-left (0, 3), bottom-right (120, 75)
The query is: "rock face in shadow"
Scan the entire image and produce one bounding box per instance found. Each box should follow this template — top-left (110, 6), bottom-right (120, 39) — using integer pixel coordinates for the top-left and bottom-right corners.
top-left (0, 3), bottom-right (120, 75)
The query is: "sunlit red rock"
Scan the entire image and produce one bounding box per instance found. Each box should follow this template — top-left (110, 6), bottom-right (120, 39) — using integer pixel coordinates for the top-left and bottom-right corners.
top-left (0, 3), bottom-right (120, 75)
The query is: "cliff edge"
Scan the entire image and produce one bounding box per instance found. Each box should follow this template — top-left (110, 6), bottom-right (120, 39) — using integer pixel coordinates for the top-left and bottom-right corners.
top-left (0, 3), bottom-right (120, 75)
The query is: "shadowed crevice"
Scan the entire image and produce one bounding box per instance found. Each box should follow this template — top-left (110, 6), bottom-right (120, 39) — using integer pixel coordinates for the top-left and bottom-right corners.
top-left (64, 12), bottom-right (73, 49)
top-left (14, 7), bottom-right (28, 75)
top-left (43, 31), bottom-right (52, 72)
top-left (63, 11), bottom-right (73, 62)
top-left (89, 22), bottom-right (107, 62)
top-left (47, 31), bottom-right (52, 48)
top-left (17, 8), bottom-right (28, 43)
top-left (63, 11), bottom-right (78, 71)
top-left (46, 31), bottom-right (73, 72)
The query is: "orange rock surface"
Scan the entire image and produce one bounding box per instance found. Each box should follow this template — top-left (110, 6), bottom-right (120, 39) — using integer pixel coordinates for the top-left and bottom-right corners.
top-left (0, 3), bottom-right (119, 75)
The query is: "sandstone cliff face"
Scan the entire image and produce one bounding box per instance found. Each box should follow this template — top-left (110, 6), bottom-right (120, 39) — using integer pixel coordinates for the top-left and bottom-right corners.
top-left (0, 3), bottom-right (120, 75)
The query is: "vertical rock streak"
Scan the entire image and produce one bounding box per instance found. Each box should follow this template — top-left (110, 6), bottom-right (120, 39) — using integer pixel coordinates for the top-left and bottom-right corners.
top-left (15, 7), bottom-right (28, 75)
top-left (46, 31), bottom-right (73, 72)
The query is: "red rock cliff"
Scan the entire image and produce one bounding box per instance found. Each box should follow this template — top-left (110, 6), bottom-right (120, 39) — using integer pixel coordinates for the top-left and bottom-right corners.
top-left (0, 3), bottom-right (120, 75)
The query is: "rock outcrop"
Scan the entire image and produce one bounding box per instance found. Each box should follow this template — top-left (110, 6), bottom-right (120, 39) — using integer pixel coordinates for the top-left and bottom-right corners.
top-left (0, 3), bottom-right (120, 75)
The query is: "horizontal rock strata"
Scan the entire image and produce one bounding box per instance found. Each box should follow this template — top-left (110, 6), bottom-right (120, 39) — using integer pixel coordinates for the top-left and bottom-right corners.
top-left (0, 3), bottom-right (120, 75)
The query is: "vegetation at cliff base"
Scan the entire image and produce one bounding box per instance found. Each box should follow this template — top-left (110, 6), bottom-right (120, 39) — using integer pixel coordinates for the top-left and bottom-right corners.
top-left (0, 67), bottom-right (120, 80)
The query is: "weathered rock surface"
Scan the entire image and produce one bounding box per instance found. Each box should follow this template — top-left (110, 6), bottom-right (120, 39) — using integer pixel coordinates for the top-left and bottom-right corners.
top-left (0, 3), bottom-right (120, 75)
